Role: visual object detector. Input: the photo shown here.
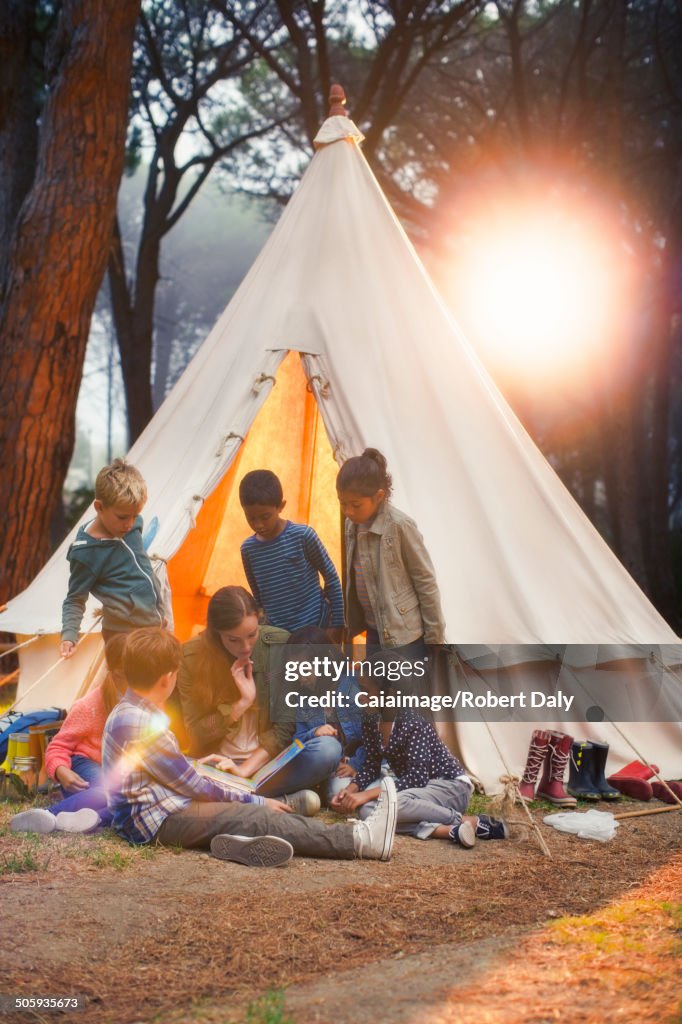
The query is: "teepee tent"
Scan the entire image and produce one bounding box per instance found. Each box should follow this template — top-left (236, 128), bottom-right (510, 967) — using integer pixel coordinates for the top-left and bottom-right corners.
top-left (2, 102), bottom-right (680, 791)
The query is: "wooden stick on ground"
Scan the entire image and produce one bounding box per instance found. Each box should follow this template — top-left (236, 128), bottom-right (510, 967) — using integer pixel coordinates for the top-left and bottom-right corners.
top-left (614, 805), bottom-right (682, 820)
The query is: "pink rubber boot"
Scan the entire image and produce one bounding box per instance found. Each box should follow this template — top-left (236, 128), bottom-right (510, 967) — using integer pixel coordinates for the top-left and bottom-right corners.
top-left (517, 730), bottom-right (550, 801)
top-left (536, 731), bottom-right (577, 806)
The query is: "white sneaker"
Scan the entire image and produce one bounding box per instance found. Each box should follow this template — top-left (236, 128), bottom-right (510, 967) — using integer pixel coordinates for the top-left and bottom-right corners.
top-left (210, 834), bottom-right (294, 867)
top-left (352, 776), bottom-right (397, 861)
top-left (54, 808), bottom-right (101, 833)
top-left (283, 789), bottom-right (321, 816)
top-left (10, 808), bottom-right (56, 834)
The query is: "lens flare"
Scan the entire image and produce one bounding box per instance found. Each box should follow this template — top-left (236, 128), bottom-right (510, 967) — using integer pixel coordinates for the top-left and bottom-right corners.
top-left (450, 203), bottom-right (622, 384)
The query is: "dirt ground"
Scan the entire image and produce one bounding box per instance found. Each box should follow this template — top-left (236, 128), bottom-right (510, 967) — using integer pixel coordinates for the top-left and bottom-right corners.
top-left (0, 797), bottom-right (680, 1024)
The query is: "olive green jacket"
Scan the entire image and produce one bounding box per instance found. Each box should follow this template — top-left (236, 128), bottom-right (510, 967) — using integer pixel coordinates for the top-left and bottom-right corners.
top-left (177, 625), bottom-right (293, 758)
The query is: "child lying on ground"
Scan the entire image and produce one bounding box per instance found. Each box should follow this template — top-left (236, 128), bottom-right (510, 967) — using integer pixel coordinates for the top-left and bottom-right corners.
top-left (331, 690), bottom-right (509, 849)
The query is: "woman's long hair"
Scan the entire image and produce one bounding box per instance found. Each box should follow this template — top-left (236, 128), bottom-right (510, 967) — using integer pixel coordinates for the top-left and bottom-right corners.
top-left (192, 587), bottom-right (259, 708)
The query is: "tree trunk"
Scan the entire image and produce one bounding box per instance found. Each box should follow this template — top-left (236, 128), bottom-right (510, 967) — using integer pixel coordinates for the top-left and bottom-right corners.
top-left (0, 0), bottom-right (39, 285)
top-left (0, 0), bottom-right (140, 606)
top-left (109, 225), bottom-right (158, 443)
top-left (645, 238), bottom-right (681, 628)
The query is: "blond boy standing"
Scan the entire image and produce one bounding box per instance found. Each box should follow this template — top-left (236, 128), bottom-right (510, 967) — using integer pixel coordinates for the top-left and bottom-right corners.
top-left (60, 459), bottom-right (165, 658)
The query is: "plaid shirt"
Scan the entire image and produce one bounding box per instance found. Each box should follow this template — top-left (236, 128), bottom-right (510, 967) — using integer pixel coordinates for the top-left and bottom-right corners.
top-left (102, 689), bottom-right (263, 845)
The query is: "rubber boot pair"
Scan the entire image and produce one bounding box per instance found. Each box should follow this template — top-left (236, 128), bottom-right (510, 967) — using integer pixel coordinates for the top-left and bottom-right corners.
top-left (518, 730), bottom-right (576, 806)
top-left (567, 741), bottom-right (619, 801)
top-left (607, 760), bottom-right (682, 803)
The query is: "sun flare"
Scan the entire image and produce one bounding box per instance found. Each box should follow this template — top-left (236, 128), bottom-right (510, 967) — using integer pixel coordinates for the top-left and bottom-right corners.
top-left (452, 204), bottom-right (621, 383)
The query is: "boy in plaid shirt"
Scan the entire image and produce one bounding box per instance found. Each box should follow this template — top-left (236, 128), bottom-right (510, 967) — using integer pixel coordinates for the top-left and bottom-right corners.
top-left (102, 628), bottom-right (397, 865)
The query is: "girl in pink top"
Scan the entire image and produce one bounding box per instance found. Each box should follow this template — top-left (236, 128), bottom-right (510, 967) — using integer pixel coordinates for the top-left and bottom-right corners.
top-left (46, 687), bottom-right (110, 789)
top-left (11, 635), bottom-right (127, 835)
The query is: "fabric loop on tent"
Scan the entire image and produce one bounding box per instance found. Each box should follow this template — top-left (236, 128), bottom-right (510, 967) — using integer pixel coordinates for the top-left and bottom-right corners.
top-left (188, 495), bottom-right (205, 529)
top-left (333, 441), bottom-right (351, 463)
top-left (651, 652), bottom-right (682, 686)
top-left (215, 433), bottom-right (245, 459)
top-left (252, 374), bottom-right (276, 393)
top-left (0, 634), bottom-right (40, 660)
top-left (306, 375), bottom-right (331, 398)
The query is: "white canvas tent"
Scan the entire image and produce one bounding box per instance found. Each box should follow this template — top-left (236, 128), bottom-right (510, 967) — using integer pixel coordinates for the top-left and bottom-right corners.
top-left (2, 111), bottom-right (680, 792)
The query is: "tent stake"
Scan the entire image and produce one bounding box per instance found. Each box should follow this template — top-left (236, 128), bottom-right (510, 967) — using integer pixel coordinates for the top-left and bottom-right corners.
top-left (613, 805), bottom-right (682, 820)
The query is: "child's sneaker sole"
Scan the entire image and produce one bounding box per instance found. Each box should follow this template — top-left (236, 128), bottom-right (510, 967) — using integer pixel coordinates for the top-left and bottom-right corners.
top-left (10, 808), bottom-right (56, 834)
top-left (283, 790), bottom-right (321, 816)
top-left (210, 834), bottom-right (293, 867)
top-left (452, 820), bottom-right (476, 848)
top-left (55, 808), bottom-right (101, 834)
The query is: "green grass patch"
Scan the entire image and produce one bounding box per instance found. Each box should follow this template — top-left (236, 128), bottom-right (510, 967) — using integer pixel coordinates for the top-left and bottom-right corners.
top-left (467, 792), bottom-right (495, 815)
top-left (87, 846), bottom-right (132, 871)
top-left (549, 898), bottom-right (681, 959)
top-left (76, 834), bottom-right (160, 870)
top-left (244, 990), bottom-right (294, 1024)
top-left (0, 848), bottom-right (46, 874)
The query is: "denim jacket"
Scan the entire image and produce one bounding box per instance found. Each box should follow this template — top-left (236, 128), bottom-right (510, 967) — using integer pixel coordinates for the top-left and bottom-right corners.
top-left (344, 502), bottom-right (446, 647)
top-left (293, 674), bottom-right (366, 772)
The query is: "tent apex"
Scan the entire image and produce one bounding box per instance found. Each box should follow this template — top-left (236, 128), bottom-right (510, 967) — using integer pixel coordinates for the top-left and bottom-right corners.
top-left (328, 83), bottom-right (348, 118)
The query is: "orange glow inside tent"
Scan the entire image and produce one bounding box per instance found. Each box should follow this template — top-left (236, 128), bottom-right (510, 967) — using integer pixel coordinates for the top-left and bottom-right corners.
top-left (167, 352), bottom-right (341, 640)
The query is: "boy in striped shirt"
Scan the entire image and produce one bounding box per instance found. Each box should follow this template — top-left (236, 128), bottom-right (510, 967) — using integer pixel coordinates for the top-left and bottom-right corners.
top-left (239, 470), bottom-right (344, 638)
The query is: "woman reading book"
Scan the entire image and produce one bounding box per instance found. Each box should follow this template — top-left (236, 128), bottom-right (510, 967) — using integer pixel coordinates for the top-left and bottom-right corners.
top-left (177, 587), bottom-right (343, 813)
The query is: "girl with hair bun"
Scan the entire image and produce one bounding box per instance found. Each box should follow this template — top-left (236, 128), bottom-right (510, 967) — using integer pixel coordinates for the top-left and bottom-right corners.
top-left (336, 448), bottom-right (446, 655)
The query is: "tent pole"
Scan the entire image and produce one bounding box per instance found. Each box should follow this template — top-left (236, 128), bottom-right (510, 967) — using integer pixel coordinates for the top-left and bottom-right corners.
top-left (455, 654), bottom-right (553, 857)
top-left (0, 635), bottom-right (39, 660)
top-left (298, 359), bottom-right (318, 524)
top-left (7, 619), bottom-right (102, 714)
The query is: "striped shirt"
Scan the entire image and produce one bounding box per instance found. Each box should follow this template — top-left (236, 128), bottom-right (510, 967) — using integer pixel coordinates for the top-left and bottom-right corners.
top-left (101, 689), bottom-right (263, 845)
top-left (241, 521), bottom-right (344, 632)
top-left (355, 711), bottom-right (466, 793)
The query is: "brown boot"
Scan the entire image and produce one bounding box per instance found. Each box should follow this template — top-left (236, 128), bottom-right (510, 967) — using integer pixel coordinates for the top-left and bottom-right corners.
top-left (517, 730), bottom-right (550, 801)
top-left (536, 730), bottom-right (577, 806)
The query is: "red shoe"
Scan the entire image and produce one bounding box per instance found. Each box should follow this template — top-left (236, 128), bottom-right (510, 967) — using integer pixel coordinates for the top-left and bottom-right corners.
top-left (608, 760), bottom-right (659, 782)
top-left (651, 781), bottom-right (682, 804)
top-left (608, 777), bottom-right (653, 801)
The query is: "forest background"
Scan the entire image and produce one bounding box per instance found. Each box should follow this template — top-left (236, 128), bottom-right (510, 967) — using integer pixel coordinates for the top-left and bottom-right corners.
top-left (0, 0), bottom-right (680, 630)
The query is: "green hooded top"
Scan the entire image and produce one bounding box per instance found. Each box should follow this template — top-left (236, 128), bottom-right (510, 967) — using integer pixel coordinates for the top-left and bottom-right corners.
top-left (61, 516), bottom-right (163, 643)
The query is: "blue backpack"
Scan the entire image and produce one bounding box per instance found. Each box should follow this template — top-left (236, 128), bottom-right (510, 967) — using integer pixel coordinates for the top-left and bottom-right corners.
top-left (0, 708), bottom-right (65, 761)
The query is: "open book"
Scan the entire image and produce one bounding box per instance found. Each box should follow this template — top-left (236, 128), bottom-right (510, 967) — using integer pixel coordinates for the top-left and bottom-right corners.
top-left (193, 739), bottom-right (304, 794)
